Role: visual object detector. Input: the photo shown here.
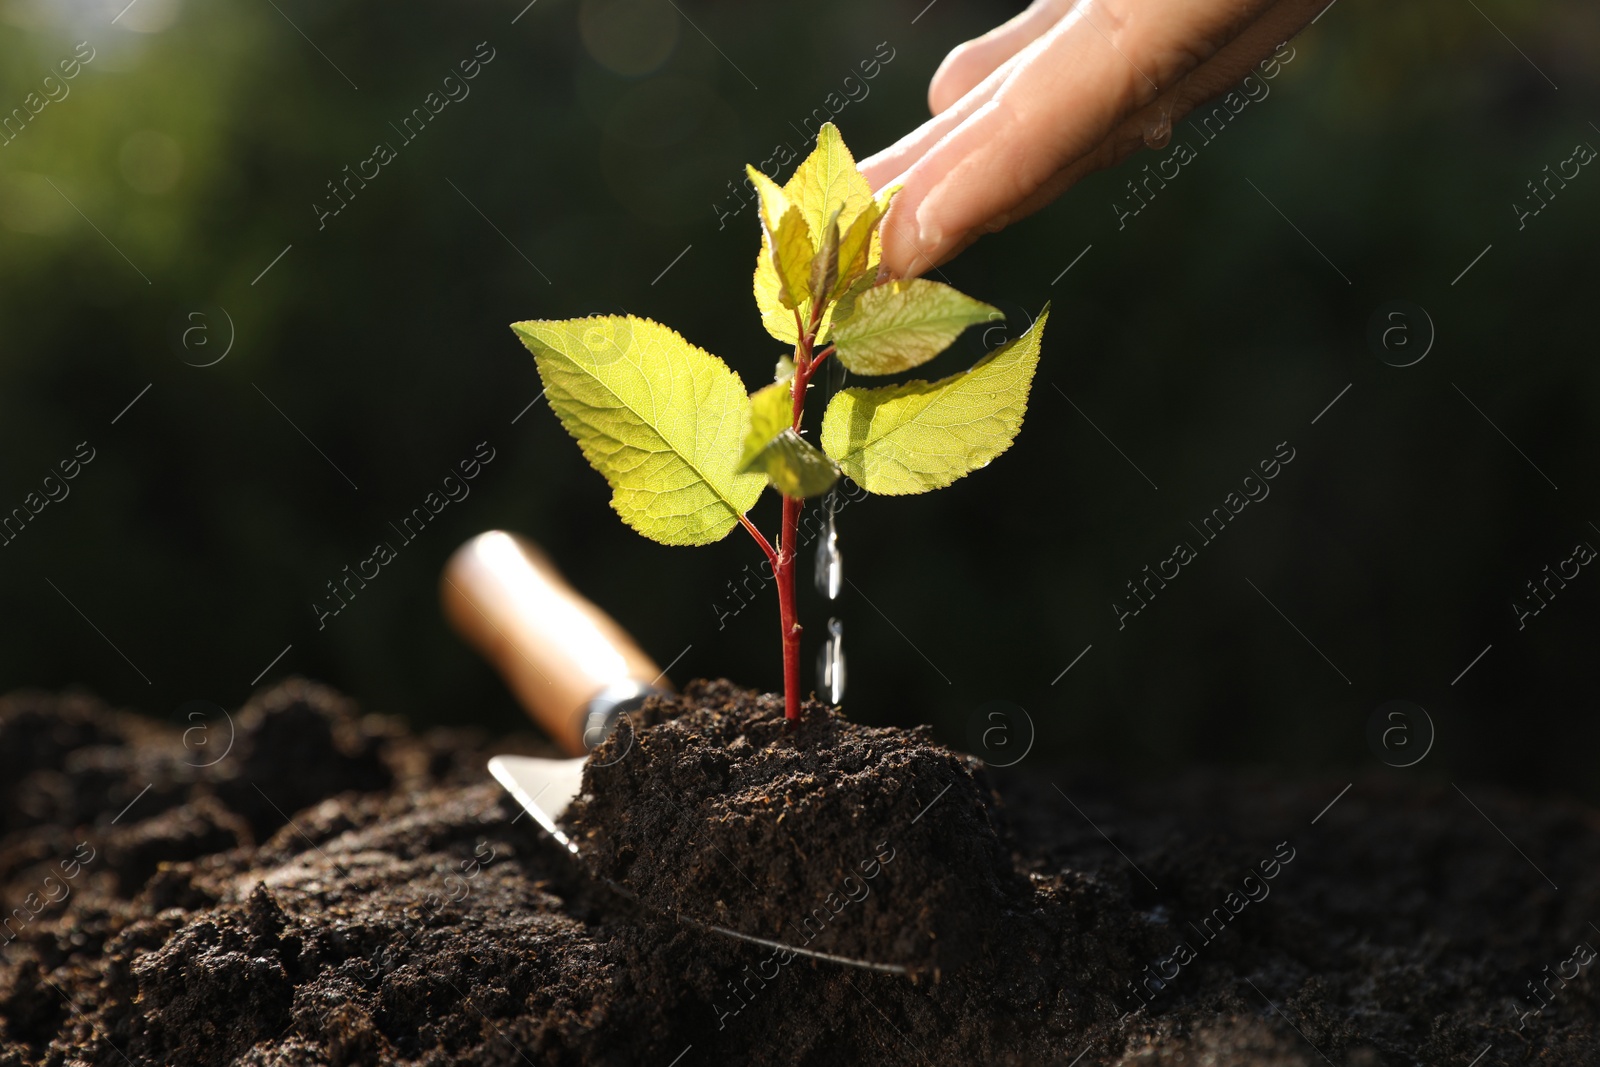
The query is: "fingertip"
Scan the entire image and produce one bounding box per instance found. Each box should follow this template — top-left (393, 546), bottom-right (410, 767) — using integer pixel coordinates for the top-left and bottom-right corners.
top-left (876, 195), bottom-right (928, 281)
top-left (879, 194), bottom-right (964, 281)
top-left (928, 43), bottom-right (976, 115)
top-left (875, 199), bottom-right (912, 280)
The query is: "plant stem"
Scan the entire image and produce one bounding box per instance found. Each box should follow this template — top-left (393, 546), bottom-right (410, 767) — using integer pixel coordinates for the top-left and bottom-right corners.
top-left (766, 303), bottom-right (824, 720)
top-left (777, 493), bottom-right (802, 720)
top-left (738, 512), bottom-right (778, 569)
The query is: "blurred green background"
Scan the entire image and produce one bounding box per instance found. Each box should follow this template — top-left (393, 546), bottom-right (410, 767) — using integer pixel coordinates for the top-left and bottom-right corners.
top-left (1, 0), bottom-right (1595, 797)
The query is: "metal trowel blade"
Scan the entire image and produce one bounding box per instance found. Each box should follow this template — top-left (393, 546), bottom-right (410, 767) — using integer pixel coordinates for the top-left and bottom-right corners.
top-left (488, 754), bottom-right (585, 855)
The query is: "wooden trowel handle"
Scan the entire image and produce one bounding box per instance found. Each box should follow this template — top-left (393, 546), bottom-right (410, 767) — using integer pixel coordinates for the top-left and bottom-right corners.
top-left (441, 531), bottom-right (665, 755)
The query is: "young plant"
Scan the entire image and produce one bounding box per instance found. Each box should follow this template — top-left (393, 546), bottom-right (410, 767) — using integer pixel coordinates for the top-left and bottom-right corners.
top-left (513, 122), bottom-right (1048, 722)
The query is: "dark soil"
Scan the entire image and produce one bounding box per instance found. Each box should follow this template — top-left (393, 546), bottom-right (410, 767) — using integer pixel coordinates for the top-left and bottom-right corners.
top-left (563, 680), bottom-right (1031, 971)
top-left (1, 678), bottom-right (1597, 1066)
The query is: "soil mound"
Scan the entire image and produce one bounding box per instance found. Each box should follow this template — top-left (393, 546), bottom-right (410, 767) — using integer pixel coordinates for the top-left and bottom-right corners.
top-left (563, 680), bottom-right (1031, 970)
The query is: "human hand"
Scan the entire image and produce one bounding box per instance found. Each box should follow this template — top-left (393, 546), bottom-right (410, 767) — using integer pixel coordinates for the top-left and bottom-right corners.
top-left (860, 0), bottom-right (1327, 278)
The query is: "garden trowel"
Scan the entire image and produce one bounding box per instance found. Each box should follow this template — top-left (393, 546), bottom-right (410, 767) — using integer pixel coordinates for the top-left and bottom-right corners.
top-left (441, 530), bottom-right (910, 974)
top-left (441, 528), bottom-right (664, 770)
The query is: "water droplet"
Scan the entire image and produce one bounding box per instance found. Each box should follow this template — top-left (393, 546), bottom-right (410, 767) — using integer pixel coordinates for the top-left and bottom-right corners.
top-left (813, 503), bottom-right (842, 600)
top-left (1142, 107), bottom-right (1172, 150)
top-left (815, 617), bottom-right (845, 704)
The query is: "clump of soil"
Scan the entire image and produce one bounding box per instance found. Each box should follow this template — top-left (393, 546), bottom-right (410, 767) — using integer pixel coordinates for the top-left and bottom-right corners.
top-left (563, 680), bottom-right (1031, 970)
top-left (1, 679), bottom-right (1598, 1066)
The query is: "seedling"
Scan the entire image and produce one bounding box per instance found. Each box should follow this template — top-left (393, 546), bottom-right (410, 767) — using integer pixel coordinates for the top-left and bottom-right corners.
top-left (513, 123), bottom-right (1048, 721)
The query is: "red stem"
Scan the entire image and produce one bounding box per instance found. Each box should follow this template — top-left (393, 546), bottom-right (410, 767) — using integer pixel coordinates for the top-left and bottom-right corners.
top-left (740, 494), bottom-right (800, 720)
top-left (738, 512), bottom-right (778, 569)
top-left (777, 494), bottom-right (802, 720)
top-left (765, 302), bottom-right (826, 719)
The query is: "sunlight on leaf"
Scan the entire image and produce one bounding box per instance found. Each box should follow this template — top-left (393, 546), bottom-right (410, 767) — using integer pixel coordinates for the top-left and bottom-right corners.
top-left (809, 208), bottom-right (841, 306)
top-left (770, 206), bottom-right (814, 310)
top-left (836, 183), bottom-right (897, 292)
top-left (513, 315), bottom-right (764, 545)
top-left (832, 279), bottom-right (999, 377)
top-left (747, 166), bottom-right (813, 311)
top-left (783, 123), bottom-right (873, 256)
top-left (747, 429), bottom-right (839, 498)
top-left (753, 241), bottom-right (802, 343)
top-left (740, 378), bottom-right (793, 469)
top-left (820, 307), bottom-right (1050, 495)
top-left (753, 123), bottom-right (884, 344)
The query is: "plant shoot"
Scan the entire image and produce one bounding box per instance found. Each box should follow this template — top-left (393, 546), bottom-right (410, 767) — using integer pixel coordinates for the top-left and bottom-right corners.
top-left (513, 123), bottom-right (1048, 721)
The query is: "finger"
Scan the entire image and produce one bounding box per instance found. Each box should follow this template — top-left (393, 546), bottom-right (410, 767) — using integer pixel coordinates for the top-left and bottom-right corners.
top-left (916, 0), bottom-right (1325, 273)
top-left (876, 0), bottom-right (1299, 278)
top-left (880, 1), bottom-right (1188, 277)
top-left (858, 43), bottom-right (1023, 192)
top-left (927, 0), bottom-right (1078, 115)
top-left (860, 4), bottom-right (1081, 189)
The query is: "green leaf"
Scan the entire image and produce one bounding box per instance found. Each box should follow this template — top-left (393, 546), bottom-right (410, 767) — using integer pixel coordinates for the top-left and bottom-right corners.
top-left (747, 166), bottom-right (813, 311)
top-left (746, 429), bottom-right (839, 498)
top-left (756, 242), bottom-right (845, 345)
top-left (751, 124), bottom-right (886, 344)
top-left (809, 208), bottom-right (841, 306)
top-left (770, 207), bottom-right (815, 310)
top-left (753, 240), bottom-right (803, 344)
top-left (783, 123), bottom-right (873, 257)
top-left (827, 268), bottom-right (876, 337)
top-left (820, 306), bottom-right (1050, 495)
top-left (832, 279), bottom-right (1000, 376)
top-left (739, 380), bottom-right (837, 498)
top-left (745, 164), bottom-right (788, 227)
top-left (513, 315), bottom-right (765, 545)
top-left (739, 379), bottom-right (792, 469)
top-left (836, 183), bottom-right (897, 290)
